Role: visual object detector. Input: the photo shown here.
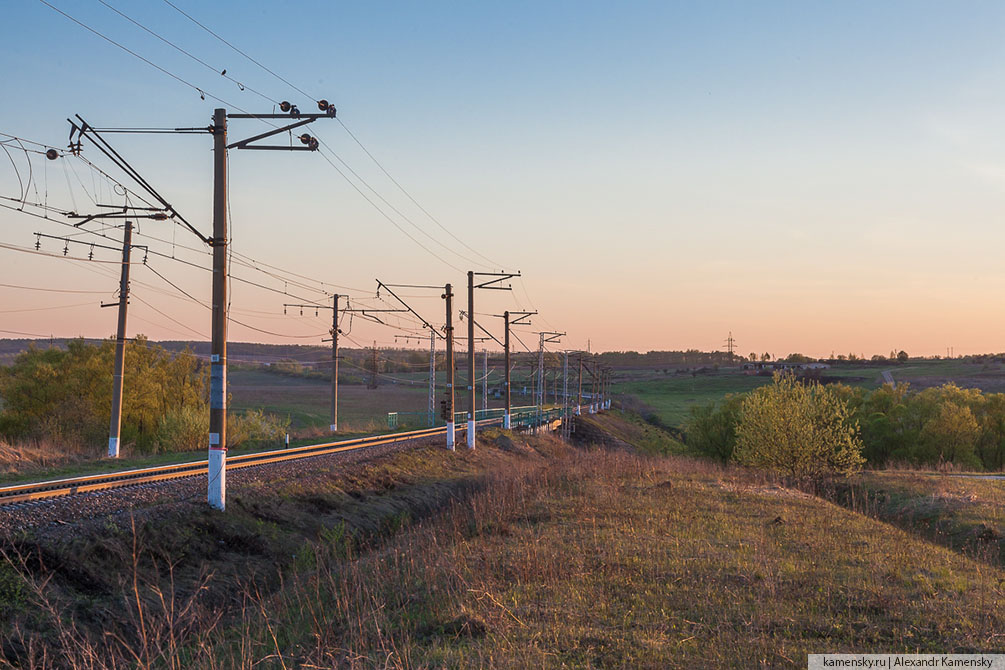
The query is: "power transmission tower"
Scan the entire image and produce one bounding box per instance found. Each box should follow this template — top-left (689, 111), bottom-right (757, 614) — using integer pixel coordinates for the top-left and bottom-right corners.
top-left (466, 271), bottom-right (520, 448)
top-left (724, 331), bottom-right (737, 362)
top-left (284, 294), bottom-right (346, 433)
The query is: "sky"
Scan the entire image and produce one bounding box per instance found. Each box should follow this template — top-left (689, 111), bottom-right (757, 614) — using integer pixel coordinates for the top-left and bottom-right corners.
top-left (2, 1), bottom-right (1005, 357)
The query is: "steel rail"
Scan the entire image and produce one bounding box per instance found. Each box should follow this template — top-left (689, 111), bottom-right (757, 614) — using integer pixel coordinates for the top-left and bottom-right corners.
top-left (0, 419), bottom-right (503, 506)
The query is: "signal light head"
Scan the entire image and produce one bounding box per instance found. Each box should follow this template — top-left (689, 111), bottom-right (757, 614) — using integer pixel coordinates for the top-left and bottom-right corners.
top-left (318, 99), bottom-right (329, 111)
top-left (45, 149), bottom-right (59, 160)
top-left (299, 133), bottom-right (311, 145)
top-left (279, 101), bottom-right (291, 112)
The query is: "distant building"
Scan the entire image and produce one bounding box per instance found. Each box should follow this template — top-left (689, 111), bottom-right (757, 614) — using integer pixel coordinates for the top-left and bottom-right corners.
top-left (741, 361), bottom-right (829, 374)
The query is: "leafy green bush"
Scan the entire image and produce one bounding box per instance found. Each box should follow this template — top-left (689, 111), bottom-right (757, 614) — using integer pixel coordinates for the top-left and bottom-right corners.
top-left (228, 409), bottom-right (289, 448)
top-left (685, 394), bottom-right (744, 463)
top-left (734, 374), bottom-right (865, 481)
top-left (155, 404), bottom-right (208, 452)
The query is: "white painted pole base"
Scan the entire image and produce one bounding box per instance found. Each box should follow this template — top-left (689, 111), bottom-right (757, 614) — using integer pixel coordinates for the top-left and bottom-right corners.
top-left (467, 419), bottom-right (476, 449)
top-left (330, 423), bottom-right (337, 432)
top-left (108, 437), bottom-right (119, 459)
top-left (576, 405), bottom-right (581, 416)
top-left (446, 421), bottom-right (455, 450)
top-left (503, 412), bottom-right (511, 429)
top-left (208, 449), bottom-right (226, 511)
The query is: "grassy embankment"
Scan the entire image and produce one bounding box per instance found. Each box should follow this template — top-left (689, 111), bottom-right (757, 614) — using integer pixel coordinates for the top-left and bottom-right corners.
top-left (834, 470), bottom-right (1005, 567)
top-left (3, 414), bottom-right (1003, 668)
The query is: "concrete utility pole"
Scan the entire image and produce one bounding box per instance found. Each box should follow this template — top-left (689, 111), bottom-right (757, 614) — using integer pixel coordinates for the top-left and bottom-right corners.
top-left (465, 271), bottom-right (520, 445)
top-left (443, 283), bottom-right (455, 450)
top-left (563, 352), bottom-right (569, 408)
top-left (535, 332), bottom-right (565, 428)
top-left (577, 353), bottom-right (584, 415)
top-left (67, 103), bottom-right (333, 511)
top-left (207, 108), bottom-right (228, 511)
top-left (504, 311), bottom-right (510, 429)
top-left (330, 295), bottom-right (339, 431)
top-left (428, 328), bottom-right (436, 427)
top-left (537, 333), bottom-right (545, 431)
top-left (467, 271), bottom-right (476, 448)
top-left (482, 349), bottom-right (488, 415)
top-left (107, 220), bottom-right (133, 458)
top-left (286, 294), bottom-right (344, 433)
top-left (562, 351), bottom-right (569, 436)
top-left (586, 359), bottom-right (594, 411)
top-left (209, 103), bottom-right (332, 510)
top-left (499, 310), bottom-right (533, 430)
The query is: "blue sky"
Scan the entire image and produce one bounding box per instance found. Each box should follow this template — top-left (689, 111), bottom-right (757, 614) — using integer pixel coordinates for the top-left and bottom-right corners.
top-left (3, 1), bottom-right (1005, 356)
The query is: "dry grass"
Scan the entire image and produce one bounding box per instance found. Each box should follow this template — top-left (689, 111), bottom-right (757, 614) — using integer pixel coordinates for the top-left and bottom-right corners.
top-left (0, 438), bottom-right (98, 477)
top-left (4, 425), bottom-right (1004, 669)
top-left (832, 470), bottom-right (1005, 566)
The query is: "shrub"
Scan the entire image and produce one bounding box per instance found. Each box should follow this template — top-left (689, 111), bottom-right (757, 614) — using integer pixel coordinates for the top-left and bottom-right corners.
top-left (685, 394), bottom-right (743, 464)
top-left (228, 409), bottom-right (289, 448)
top-left (155, 405), bottom-right (208, 453)
top-left (734, 374), bottom-right (865, 481)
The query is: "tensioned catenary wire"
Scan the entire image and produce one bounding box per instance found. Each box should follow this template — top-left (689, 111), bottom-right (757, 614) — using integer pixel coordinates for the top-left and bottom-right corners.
top-left (34, 3), bottom-right (558, 341)
top-left (159, 0), bottom-right (505, 270)
top-left (92, 0), bottom-right (484, 271)
top-left (40, 0), bottom-right (484, 274)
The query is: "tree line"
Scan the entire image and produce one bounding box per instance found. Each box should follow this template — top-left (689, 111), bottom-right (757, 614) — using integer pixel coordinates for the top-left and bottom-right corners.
top-left (687, 375), bottom-right (1005, 475)
top-left (0, 338), bottom-right (286, 454)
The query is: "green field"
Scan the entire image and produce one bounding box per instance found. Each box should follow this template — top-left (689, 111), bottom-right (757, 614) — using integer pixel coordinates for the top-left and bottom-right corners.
top-left (228, 367), bottom-right (519, 433)
top-left (614, 359), bottom-right (1005, 428)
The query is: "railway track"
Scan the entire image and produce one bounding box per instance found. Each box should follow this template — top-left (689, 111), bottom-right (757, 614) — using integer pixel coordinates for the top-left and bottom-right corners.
top-left (0, 420), bottom-right (501, 506)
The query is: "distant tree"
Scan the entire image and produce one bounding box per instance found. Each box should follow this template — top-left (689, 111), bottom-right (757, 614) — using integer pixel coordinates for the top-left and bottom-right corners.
top-left (761, 352), bottom-right (771, 362)
top-left (749, 353), bottom-right (757, 362)
top-left (785, 353), bottom-right (812, 363)
top-left (686, 394), bottom-right (744, 464)
top-left (871, 354), bottom-right (886, 362)
top-left (837, 354), bottom-right (847, 361)
top-left (734, 374), bottom-right (865, 481)
top-left (0, 337), bottom-right (206, 452)
top-left (920, 402), bottom-right (980, 468)
top-left (897, 350), bottom-right (909, 363)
